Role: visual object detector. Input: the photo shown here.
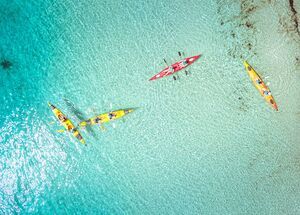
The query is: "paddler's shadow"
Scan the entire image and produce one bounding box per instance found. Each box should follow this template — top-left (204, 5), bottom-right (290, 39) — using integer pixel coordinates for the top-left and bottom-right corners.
top-left (63, 98), bottom-right (98, 140)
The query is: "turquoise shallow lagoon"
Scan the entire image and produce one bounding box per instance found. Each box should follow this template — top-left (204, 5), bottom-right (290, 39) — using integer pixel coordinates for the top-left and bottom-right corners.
top-left (0, 0), bottom-right (300, 214)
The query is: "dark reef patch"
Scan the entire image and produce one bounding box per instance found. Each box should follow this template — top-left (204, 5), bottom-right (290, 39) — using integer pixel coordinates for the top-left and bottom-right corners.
top-left (239, 101), bottom-right (249, 112)
top-left (295, 56), bottom-right (300, 68)
top-left (216, 0), bottom-right (263, 60)
top-left (241, 0), bottom-right (259, 15)
top-left (245, 21), bottom-right (254, 29)
top-left (1, 59), bottom-right (12, 70)
top-left (279, 17), bottom-right (295, 34)
top-left (288, 0), bottom-right (300, 36)
top-left (277, 0), bottom-right (300, 39)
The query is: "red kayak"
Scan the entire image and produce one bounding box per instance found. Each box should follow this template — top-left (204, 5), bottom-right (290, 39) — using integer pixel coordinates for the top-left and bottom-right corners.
top-left (149, 54), bottom-right (201, 81)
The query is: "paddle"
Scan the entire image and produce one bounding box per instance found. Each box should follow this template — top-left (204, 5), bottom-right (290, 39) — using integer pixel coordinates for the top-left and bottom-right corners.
top-left (99, 124), bottom-right (106, 131)
top-left (175, 52), bottom-right (186, 79)
top-left (163, 58), bottom-right (168, 66)
top-left (178, 51), bottom-right (189, 75)
top-left (56, 129), bottom-right (65, 133)
top-left (109, 103), bottom-right (117, 128)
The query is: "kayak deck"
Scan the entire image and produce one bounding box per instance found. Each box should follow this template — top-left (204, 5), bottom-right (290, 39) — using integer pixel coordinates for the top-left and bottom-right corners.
top-left (243, 61), bottom-right (278, 111)
top-left (48, 102), bottom-right (85, 144)
top-left (79, 109), bottom-right (134, 127)
top-left (149, 54), bottom-right (201, 81)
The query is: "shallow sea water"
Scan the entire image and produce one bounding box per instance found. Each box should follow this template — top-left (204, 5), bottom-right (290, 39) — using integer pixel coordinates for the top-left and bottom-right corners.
top-left (0, 0), bottom-right (300, 214)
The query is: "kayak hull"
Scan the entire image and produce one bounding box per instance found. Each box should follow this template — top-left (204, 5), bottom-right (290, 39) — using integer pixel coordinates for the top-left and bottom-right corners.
top-left (243, 61), bottom-right (278, 111)
top-left (149, 54), bottom-right (201, 81)
top-left (79, 109), bottom-right (134, 127)
top-left (48, 102), bottom-right (85, 144)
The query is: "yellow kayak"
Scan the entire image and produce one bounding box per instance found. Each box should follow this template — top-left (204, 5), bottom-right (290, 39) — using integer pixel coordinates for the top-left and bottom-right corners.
top-left (48, 102), bottom-right (85, 144)
top-left (243, 61), bottom-right (278, 111)
top-left (79, 109), bottom-right (134, 127)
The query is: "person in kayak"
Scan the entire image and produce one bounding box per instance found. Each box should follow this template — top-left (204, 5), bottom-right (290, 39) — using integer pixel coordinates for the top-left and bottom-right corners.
top-left (77, 134), bottom-right (83, 141)
top-left (67, 124), bottom-right (72, 131)
top-left (58, 114), bottom-right (67, 122)
top-left (84, 119), bottom-right (92, 125)
top-left (262, 88), bottom-right (271, 96)
top-left (95, 116), bottom-right (102, 123)
top-left (109, 112), bottom-right (116, 120)
top-left (181, 60), bottom-right (188, 67)
top-left (256, 79), bottom-right (262, 85)
top-left (71, 127), bottom-right (77, 133)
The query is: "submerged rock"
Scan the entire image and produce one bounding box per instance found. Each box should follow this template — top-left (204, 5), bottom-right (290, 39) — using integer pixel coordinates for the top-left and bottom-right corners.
top-left (1, 59), bottom-right (12, 70)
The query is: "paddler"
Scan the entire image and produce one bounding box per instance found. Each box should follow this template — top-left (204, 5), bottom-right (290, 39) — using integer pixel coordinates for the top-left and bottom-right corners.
top-left (262, 88), bottom-right (271, 96)
top-left (109, 112), bottom-right (116, 120)
top-left (67, 124), bottom-right (72, 131)
top-left (58, 114), bottom-right (67, 122)
top-left (256, 79), bottom-right (262, 85)
top-left (181, 60), bottom-right (188, 67)
top-left (94, 116), bottom-right (102, 124)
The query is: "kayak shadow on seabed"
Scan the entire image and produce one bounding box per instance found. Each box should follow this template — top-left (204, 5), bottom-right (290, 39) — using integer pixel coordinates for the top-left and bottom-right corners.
top-left (63, 98), bottom-right (98, 140)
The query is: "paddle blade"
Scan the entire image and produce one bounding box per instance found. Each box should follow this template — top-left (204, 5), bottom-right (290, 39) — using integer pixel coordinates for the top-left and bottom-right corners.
top-left (100, 125), bottom-right (106, 131)
top-left (56, 129), bottom-right (65, 133)
top-left (79, 121), bottom-right (87, 127)
top-left (163, 58), bottom-right (168, 65)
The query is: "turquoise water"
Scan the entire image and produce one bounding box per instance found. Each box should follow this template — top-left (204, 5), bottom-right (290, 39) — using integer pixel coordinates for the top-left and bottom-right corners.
top-left (0, 0), bottom-right (300, 214)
